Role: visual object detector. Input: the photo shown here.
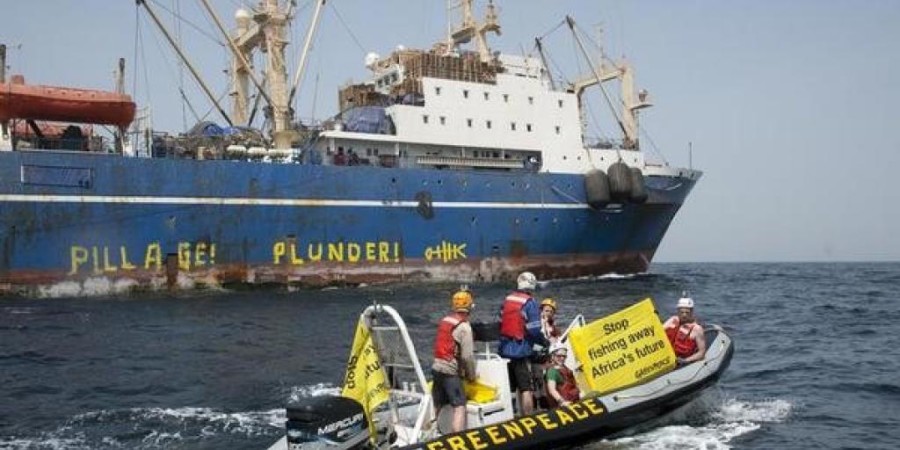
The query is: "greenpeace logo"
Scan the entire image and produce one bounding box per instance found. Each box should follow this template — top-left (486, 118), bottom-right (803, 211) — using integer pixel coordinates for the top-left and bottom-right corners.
top-left (318, 413), bottom-right (364, 435)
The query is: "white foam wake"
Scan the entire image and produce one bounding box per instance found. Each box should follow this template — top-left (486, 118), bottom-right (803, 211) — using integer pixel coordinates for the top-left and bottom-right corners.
top-left (597, 397), bottom-right (793, 449)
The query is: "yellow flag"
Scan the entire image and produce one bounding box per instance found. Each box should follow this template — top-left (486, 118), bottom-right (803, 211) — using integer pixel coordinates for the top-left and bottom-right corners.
top-left (569, 298), bottom-right (676, 394)
top-left (341, 318), bottom-right (390, 438)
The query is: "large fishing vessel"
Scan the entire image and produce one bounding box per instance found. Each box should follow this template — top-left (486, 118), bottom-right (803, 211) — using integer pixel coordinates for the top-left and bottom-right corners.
top-left (0, 1), bottom-right (700, 295)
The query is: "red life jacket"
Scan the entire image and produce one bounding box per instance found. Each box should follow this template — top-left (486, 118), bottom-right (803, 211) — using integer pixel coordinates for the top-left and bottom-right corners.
top-left (433, 313), bottom-right (464, 361)
top-left (665, 318), bottom-right (698, 358)
top-left (500, 292), bottom-right (530, 340)
top-left (545, 365), bottom-right (580, 408)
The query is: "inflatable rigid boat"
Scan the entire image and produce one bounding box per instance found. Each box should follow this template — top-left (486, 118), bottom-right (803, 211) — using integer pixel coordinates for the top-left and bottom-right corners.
top-left (269, 303), bottom-right (733, 450)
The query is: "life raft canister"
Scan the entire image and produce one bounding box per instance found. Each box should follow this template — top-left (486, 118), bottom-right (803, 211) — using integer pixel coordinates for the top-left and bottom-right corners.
top-left (500, 292), bottom-right (529, 340)
top-left (433, 314), bottom-right (464, 361)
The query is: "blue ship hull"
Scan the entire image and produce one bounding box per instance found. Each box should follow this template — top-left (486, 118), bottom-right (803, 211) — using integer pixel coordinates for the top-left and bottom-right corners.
top-left (0, 150), bottom-right (696, 294)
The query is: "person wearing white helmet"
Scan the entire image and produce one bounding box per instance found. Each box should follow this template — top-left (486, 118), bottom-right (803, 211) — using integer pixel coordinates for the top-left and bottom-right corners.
top-left (432, 289), bottom-right (477, 432)
top-left (498, 271), bottom-right (548, 416)
top-left (663, 294), bottom-right (707, 365)
top-left (544, 343), bottom-right (580, 407)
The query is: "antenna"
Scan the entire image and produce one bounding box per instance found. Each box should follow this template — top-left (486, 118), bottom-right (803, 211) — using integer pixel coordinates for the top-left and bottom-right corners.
top-left (688, 141), bottom-right (693, 170)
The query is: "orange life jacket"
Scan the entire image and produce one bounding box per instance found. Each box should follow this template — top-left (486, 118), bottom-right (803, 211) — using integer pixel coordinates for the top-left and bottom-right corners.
top-left (500, 292), bottom-right (530, 340)
top-left (665, 319), bottom-right (698, 358)
top-left (433, 313), bottom-right (464, 361)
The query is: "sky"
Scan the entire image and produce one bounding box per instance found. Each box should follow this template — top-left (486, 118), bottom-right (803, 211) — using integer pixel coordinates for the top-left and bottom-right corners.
top-left (2, 0), bottom-right (899, 263)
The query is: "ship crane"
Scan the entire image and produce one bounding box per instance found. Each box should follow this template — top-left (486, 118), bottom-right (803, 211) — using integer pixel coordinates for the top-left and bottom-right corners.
top-left (564, 17), bottom-right (652, 150)
top-left (446, 0), bottom-right (501, 62)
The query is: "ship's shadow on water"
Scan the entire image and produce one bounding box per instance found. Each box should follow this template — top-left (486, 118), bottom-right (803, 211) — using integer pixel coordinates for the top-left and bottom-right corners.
top-left (2, 263), bottom-right (900, 449)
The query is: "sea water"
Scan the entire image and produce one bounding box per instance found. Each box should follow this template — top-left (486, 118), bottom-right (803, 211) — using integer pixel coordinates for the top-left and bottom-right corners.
top-left (1, 263), bottom-right (898, 449)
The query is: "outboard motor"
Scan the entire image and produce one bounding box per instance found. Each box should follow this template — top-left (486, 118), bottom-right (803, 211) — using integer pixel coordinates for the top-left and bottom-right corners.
top-left (285, 395), bottom-right (368, 450)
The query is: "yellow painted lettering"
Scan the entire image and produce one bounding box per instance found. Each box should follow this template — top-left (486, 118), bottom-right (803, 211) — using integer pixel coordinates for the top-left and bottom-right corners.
top-left (466, 430), bottom-right (488, 450)
top-left (328, 242), bottom-right (344, 261)
top-left (120, 246), bottom-right (136, 270)
top-left (501, 421), bottom-right (524, 439)
top-left (378, 241), bottom-right (389, 262)
top-left (536, 412), bottom-right (558, 430)
top-left (209, 243), bottom-right (216, 264)
top-left (485, 426), bottom-right (507, 445)
top-left (555, 408), bottom-right (574, 425)
top-left (307, 243), bottom-right (323, 262)
top-left (144, 242), bottom-right (162, 271)
top-left (194, 242), bottom-right (207, 267)
top-left (69, 246), bottom-right (89, 275)
top-left (289, 243), bottom-right (304, 265)
top-left (446, 435), bottom-right (467, 450)
top-left (365, 242), bottom-right (376, 261)
top-left (273, 241), bottom-right (286, 264)
top-left (102, 247), bottom-right (117, 273)
top-left (177, 242), bottom-right (191, 271)
top-left (519, 417), bottom-right (538, 435)
top-left (91, 246), bottom-right (101, 275)
top-left (426, 441), bottom-right (445, 450)
top-left (347, 243), bottom-right (361, 263)
top-left (393, 242), bottom-right (400, 262)
top-left (566, 403), bottom-right (589, 420)
top-left (583, 398), bottom-right (604, 415)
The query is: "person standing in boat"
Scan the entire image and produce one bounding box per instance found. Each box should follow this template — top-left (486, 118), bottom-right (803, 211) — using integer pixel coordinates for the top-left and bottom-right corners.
top-left (531, 297), bottom-right (561, 408)
top-left (499, 272), bottom-right (549, 416)
top-left (539, 297), bottom-right (562, 343)
top-left (432, 289), bottom-right (477, 433)
top-left (544, 343), bottom-right (580, 407)
top-left (663, 295), bottom-right (707, 365)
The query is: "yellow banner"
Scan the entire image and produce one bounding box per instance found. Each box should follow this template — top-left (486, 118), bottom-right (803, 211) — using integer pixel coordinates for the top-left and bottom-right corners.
top-left (341, 318), bottom-right (390, 438)
top-left (568, 298), bottom-right (675, 394)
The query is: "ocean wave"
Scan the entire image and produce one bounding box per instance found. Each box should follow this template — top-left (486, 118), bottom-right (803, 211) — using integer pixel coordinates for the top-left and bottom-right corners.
top-left (289, 382), bottom-right (340, 402)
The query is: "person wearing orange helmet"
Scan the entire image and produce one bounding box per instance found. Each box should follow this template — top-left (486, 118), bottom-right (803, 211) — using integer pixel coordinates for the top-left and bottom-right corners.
top-left (539, 297), bottom-right (561, 344)
top-left (431, 289), bottom-right (477, 432)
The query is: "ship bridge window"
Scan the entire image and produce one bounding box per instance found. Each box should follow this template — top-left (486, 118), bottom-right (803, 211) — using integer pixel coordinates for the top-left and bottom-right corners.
top-left (463, 89), bottom-right (469, 98)
top-left (486, 120), bottom-right (492, 129)
top-left (558, 99), bottom-right (564, 108)
top-left (423, 115), bottom-right (429, 124)
top-left (526, 124), bottom-right (533, 132)
top-left (440, 116), bottom-right (446, 125)
top-left (555, 125), bottom-right (561, 134)
top-left (503, 94), bottom-right (509, 103)
top-left (483, 92), bottom-right (489, 100)
top-left (511, 122), bottom-right (517, 131)
top-left (467, 118), bottom-right (473, 127)
top-left (435, 86), bottom-right (442, 95)
top-left (528, 96), bottom-right (534, 105)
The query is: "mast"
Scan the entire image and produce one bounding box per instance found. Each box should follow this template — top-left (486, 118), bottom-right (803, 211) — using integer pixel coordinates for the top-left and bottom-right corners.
top-left (198, 0), bottom-right (274, 126)
top-left (447, 0), bottom-right (501, 62)
top-left (534, 38), bottom-right (555, 90)
top-left (289, 0), bottom-right (327, 109)
top-left (0, 44), bottom-right (6, 83)
top-left (137, 0), bottom-right (234, 127)
top-left (230, 0), bottom-right (295, 149)
top-left (260, 0), bottom-right (294, 149)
